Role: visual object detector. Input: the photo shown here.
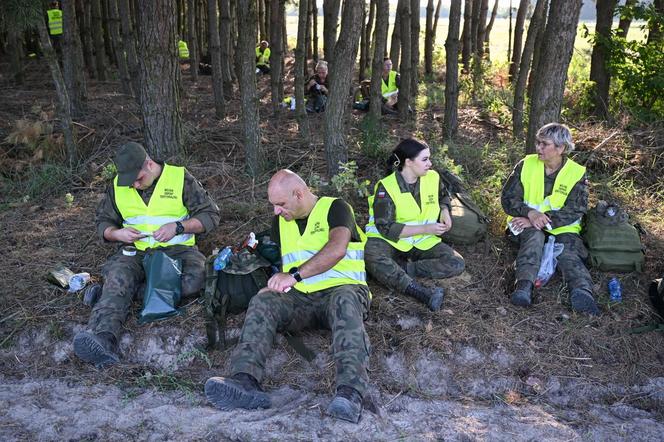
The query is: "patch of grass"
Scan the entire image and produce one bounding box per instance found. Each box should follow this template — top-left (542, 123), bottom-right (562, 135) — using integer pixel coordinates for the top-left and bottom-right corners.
top-left (135, 370), bottom-right (198, 397)
top-left (358, 115), bottom-right (389, 160)
top-left (1, 162), bottom-right (72, 203)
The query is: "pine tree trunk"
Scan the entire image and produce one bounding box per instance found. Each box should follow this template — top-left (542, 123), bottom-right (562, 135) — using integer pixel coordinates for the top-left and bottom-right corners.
top-left (102, 0), bottom-right (116, 65)
top-left (63, 0), bottom-right (88, 116)
top-left (483, 0), bottom-right (499, 59)
top-left (508, 0), bottom-right (529, 82)
top-left (424, 0), bottom-right (434, 75)
top-left (270, 0), bottom-right (286, 111)
top-left (107, 0), bottom-right (131, 96)
top-left (307, 0), bottom-right (314, 60)
top-left (8, 29), bottom-right (24, 84)
top-left (512, 0), bottom-right (548, 139)
top-left (187, 0), bottom-right (199, 82)
top-left (323, 0), bottom-right (341, 63)
top-left (527, 7), bottom-right (547, 98)
top-left (410, 0), bottom-right (420, 98)
top-left (312, 0), bottom-right (319, 61)
top-left (389, 7), bottom-right (401, 67)
top-left (118, 0), bottom-right (140, 100)
top-left (616, 0), bottom-right (636, 38)
top-left (37, 18), bottom-right (76, 167)
top-left (470, 0), bottom-right (480, 54)
top-left (475, 0), bottom-right (488, 57)
top-left (208, 0), bottom-right (226, 118)
top-left (219, 0), bottom-right (234, 94)
top-left (295, 0), bottom-right (310, 136)
top-left (647, 0), bottom-right (663, 44)
top-left (237, 0), bottom-right (261, 177)
top-left (397, 0), bottom-right (411, 120)
top-left (91, 0), bottom-right (108, 80)
top-left (589, 0), bottom-right (617, 120)
top-left (369, 0), bottom-right (389, 119)
top-left (137, 0), bottom-right (183, 159)
top-left (461, 0), bottom-right (473, 73)
top-left (80, 0), bottom-right (97, 78)
top-left (526, 0), bottom-right (582, 153)
top-left (444, 0), bottom-right (462, 140)
top-left (360, 0), bottom-right (376, 81)
top-left (324, 1), bottom-right (365, 177)
top-left (258, 0), bottom-right (266, 42)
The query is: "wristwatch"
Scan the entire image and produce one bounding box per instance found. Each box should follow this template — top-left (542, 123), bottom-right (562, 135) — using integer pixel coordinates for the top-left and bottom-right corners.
top-left (175, 221), bottom-right (185, 235)
top-left (288, 267), bottom-right (303, 282)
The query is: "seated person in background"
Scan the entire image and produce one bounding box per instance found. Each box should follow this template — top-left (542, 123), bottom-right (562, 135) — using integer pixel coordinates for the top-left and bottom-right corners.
top-left (353, 58), bottom-right (400, 114)
top-left (256, 40), bottom-right (271, 75)
top-left (501, 123), bottom-right (599, 316)
top-left (178, 39), bottom-right (190, 60)
top-left (306, 60), bottom-right (329, 113)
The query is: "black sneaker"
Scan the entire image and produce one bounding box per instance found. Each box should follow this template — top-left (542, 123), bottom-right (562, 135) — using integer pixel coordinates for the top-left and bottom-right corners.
top-left (205, 372), bottom-right (271, 411)
top-left (326, 385), bottom-right (363, 423)
top-left (73, 331), bottom-right (119, 368)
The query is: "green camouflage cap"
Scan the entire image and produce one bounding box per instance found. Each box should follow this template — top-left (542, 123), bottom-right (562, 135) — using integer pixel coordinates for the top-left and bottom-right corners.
top-left (114, 142), bottom-right (147, 186)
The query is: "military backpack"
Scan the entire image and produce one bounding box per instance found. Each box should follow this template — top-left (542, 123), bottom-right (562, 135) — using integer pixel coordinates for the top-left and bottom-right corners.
top-left (439, 170), bottom-right (490, 245)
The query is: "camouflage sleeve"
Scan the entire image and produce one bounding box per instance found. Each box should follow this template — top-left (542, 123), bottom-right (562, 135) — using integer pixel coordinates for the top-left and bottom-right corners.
top-left (501, 160), bottom-right (531, 218)
top-left (439, 179), bottom-right (452, 212)
top-left (372, 183), bottom-right (404, 241)
top-left (548, 174), bottom-right (589, 228)
top-left (183, 170), bottom-right (220, 233)
top-left (95, 183), bottom-right (123, 241)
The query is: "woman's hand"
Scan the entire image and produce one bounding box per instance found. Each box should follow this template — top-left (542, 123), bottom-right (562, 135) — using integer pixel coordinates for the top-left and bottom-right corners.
top-left (527, 209), bottom-right (551, 230)
top-left (440, 208), bottom-right (453, 233)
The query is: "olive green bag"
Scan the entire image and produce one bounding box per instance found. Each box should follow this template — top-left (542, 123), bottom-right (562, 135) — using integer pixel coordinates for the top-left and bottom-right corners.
top-left (582, 201), bottom-right (645, 272)
top-left (439, 170), bottom-right (490, 245)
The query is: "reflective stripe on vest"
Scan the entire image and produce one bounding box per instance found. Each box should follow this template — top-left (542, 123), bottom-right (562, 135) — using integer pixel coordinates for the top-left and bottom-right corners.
top-left (279, 196), bottom-right (368, 293)
top-left (114, 164), bottom-right (195, 251)
top-left (365, 170), bottom-right (442, 252)
top-left (47, 9), bottom-right (63, 35)
top-left (381, 71), bottom-right (398, 97)
top-left (178, 41), bottom-right (189, 58)
top-left (256, 47), bottom-right (270, 66)
top-left (506, 154), bottom-right (586, 235)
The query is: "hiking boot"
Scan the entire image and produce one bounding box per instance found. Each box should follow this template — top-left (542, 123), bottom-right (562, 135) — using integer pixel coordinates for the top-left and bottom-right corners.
top-left (326, 385), bottom-right (362, 423)
top-left (73, 331), bottom-right (119, 368)
top-left (570, 289), bottom-right (600, 316)
top-left (82, 283), bottom-right (102, 307)
top-left (404, 281), bottom-right (444, 312)
top-left (510, 280), bottom-right (533, 307)
top-left (205, 372), bottom-right (271, 411)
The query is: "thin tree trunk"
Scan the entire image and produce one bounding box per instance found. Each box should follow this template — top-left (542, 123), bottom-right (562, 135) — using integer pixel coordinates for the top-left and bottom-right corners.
top-left (513, 0), bottom-right (548, 139)
top-left (219, 0), bottom-right (234, 94)
top-left (323, 0), bottom-right (341, 63)
top-left (369, 0), bottom-right (389, 119)
top-left (508, 0), bottom-right (529, 82)
top-left (616, 0), bottom-right (637, 38)
top-left (108, 0), bottom-right (131, 95)
top-left (527, 5), bottom-right (548, 98)
top-left (188, 0), bottom-right (199, 82)
top-left (397, 0), bottom-right (411, 120)
top-left (295, 0), bottom-right (310, 136)
top-left (8, 29), bottom-right (24, 84)
top-left (475, 0), bottom-right (489, 57)
top-left (63, 0), bottom-right (88, 115)
top-left (589, 0), bottom-right (617, 120)
top-left (270, 0), bottom-right (286, 112)
top-left (462, 0), bottom-right (473, 73)
top-left (508, 0), bottom-right (512, 62)
top-left (470, 0), bottom-right (480, 54)
top-left (647, 0), bottom-right (664, 44)
top-left (483, 0), bottom-right (499, 59)
top-left (37, 18), bottom-right (76, 167)
top-left (410, 0), bottom-right (420, 98)
top-left (360, 0), bottom-right (376, 81)
top-left (102, 0), bottom-right (116, 65)
top-left (80, 0), bottom-right (97, 78)
top-left (526, 0), bottom-right (583, 153)
top-left (208, 0), bottom-right (226, 118)
top-left (91, 0), bottom-right (108, 80)
top-left (137, 0), bottom-right (183, 159)
top-left (444, 0), bottom-right (462, 140)
top-left (258, 0), bottom-right (266, 41)
top-left (118, 0), bottom-right (140, 100)
top-left (312, 0), bottom-right (319, 61)
top-left (324, 1), bottom-right (365, 177)
top-left (390, 6), bottom-right (401, 67)
top-left (424, 0), bottom-right (434, 75)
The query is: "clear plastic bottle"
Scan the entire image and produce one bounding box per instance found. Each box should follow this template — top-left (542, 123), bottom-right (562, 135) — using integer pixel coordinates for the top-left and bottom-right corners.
top-left (68, 272), bottom-right (91, 292)
top-left (608, 277), bottom-right (622, 303)
top-left (213, 246), bottom-right (233, 271)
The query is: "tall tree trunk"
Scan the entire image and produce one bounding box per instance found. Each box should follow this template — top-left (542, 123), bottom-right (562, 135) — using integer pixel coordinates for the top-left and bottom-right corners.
top-left (424, 0), bottom-right (434, 75)
top-left (102, 0), bottom-right (116, 65)
top-left (527, 5), bottom-right (548, 98)
top-left (616, 0), bottom-right (637, 38)
top-left (443, 0), bottom-right (462, 140)
top-left (526, 0), bottom-right (582, 153)
top-left (462, 0), bottom-right (473, 73)
top-left (258, 0), bottom-right (266, 41)
top-left (508, 0), bottom-right (512, 62)
top-left (589, 0), bottom-right (617, 120)
top-left (108, 0), bottom-right (131, 95)
top-left (63, 0), bottom-right (88, 116)
top-left (324, 1), bottom-right (365, 176)
top-left (208, 0), bottom-right (226, 118)
top-left (37, 18), bottom-right (76, 167)
top-left (360, 0), bottom-right (376, 81)
top-left (369, 0), bottom-right (389, 119)
top-left (475, 0), bottom-right (489, 57)
top-left (512, 0), bottom-right (548, 139)
top-left (188, 0), bottom-right (199, 82)
top-left (118, 0), bottom-right (140, 100)
top-left (397, 0), bottom-right (411, 120)
top-left (483, 0), bottom-right (499, 59)
top-left (470, 0), bottom-right (481, 54)
top-left (306, 0), bottom-right (314, 60)
top-left (410, 0), bottom-right (420, 98)
top-left (295, 0), bottom-right (310, 135)
top-left (647, 0), bottom-right (664, 44)
top-left (8, 29), bottom-right (24, 84)
top-left (270, 0), bottom-right (286, 112)
top-left (237, 0), bottom-right (261, 176)
top-left (508, 0), bottom-right (529, 82)
top-left (323, 0), bottom-right (341, 63)
top-left (389, 6), bottom-right (401, 67)
top-left (137, 0), bottom-right (183, 159)
top-left (91, 0), bottom-right (108, 80)
top-left (80, 0), bottom-right (97, 78)
top-left (219, 0), bottom-right (234, 94)
top-left (312, 0), bottom-right (319, 61)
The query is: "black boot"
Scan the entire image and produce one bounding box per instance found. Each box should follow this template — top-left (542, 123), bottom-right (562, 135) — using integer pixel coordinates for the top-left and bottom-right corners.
top-left (82, 283), bottom-right (102, 307)
top-left (73, 331), bottom-right (119, 368)
top-left (570, 288), bottom-right (600, 316)
top-left (510, 280), bottom-right (533, 306)
top-left (205, 372), bottom-right (271, 411)
top-left (404, 281), bottom-right (444, 311)
top-left (326, 385), bottom-right (363, 423)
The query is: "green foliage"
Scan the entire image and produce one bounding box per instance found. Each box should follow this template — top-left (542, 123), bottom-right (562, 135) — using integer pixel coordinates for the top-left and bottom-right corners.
top-left (330, 161), bottom-right (371, 199)
top-left (358, 116), bottom-right (389, 159)
top-left (101, 163), bottom-right (117, 181)
top-left (563, 49), bottom-right (594, 119)
top-left (430, 142), bottom-right (462, 176)
top-left (1, 163), bottom-right (71, 204)
top-left (64, 192), bottom-right (74, 208)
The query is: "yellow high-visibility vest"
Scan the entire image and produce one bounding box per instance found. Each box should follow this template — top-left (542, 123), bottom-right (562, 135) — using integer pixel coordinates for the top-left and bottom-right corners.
top-left (365, 170), bottom-right (442, 252)
top-left (178, 40), bottom-right (189, 59)
top-left (280, 197), bottom-right (368, 293)
top-left (114, 164), bottom-right (195, 251)
top-left (381, 71), bottom-right (398, 97)
top-left (256, 47), bottom-right (271, 66)
top-left (506, 154), bottom-right (586, 235)
top-left (47, 9), bottom-right (63, 36)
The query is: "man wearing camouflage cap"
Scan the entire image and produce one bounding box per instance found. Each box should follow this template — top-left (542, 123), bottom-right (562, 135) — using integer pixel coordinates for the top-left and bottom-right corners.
top-left (73, 142), bottom-right (220, 368)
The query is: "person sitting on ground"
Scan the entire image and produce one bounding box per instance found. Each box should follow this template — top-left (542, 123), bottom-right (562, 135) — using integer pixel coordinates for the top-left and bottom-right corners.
top-left (501, 123), bottom-right (599, 316)
top-left (364, 138), bottom-right (465, 311)
top-left (255, 40), bottom-right (271, 74)
top-left (178, 39), bottom-right (190, 60)
top-left (306, 60), bottom-right (329, 113)
top-left (72, 142), bottom-right (220, 368)
top-left (353, 58), bottom-right (401, 114)
top-left (205, 169), bottom-right (372, 424)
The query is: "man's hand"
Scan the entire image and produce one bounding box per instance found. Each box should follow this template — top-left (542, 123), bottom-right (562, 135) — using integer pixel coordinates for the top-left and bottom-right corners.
top-left (510, 216), bottom-right (533, 230)
top-left (266, 272), bottom-right (297, 293)
top-left (153, 222), bottom-right (177, 243)
top-left (527, 209), bottom-right (551, 230)
top-left (109, 227), bottom-right (147, 244)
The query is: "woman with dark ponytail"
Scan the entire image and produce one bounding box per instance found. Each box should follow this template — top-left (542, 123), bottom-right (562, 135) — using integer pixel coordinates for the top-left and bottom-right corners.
top-left (364, 138), bottom-right (465, 311)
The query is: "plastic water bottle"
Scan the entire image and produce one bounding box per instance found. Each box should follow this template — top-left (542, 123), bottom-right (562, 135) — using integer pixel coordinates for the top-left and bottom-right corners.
top-left (68, 272), bottom-right (91, 292)
top-left (213, 246), bottom-right (233, 271)
top-left (608, 277), bottom-right (622, 303)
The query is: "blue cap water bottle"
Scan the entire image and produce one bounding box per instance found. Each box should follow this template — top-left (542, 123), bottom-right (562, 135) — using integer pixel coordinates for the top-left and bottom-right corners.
top-left (214, 246), bottom-right (233, 271)
top-left (608, 277), bottom-right (622, 303)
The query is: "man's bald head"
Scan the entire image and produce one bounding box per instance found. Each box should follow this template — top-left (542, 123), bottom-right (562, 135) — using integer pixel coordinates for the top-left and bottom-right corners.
top-left (268, 169), bottom-right (307, 195)
top-left (268, 169), bottom-right (316, 221)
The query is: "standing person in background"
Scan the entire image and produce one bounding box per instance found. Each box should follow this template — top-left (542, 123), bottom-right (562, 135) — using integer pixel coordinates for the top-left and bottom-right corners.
top-left (46, 1), bottom-right (63, 54)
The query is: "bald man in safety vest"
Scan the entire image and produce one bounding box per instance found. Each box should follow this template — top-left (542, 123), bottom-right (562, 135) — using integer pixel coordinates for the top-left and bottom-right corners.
top-left (205, 169), bottom-right (371, 423)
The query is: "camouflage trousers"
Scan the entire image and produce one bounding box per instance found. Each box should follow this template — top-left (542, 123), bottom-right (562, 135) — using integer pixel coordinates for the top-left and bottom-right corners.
top-left (230, 284), bottom-right (372, 396)
top-left (88, 246), bottom-right (206, 339)
top-left (364, 237), bottom-right (465, 293)
top-left (512, 229), bottom-right (593, 293)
